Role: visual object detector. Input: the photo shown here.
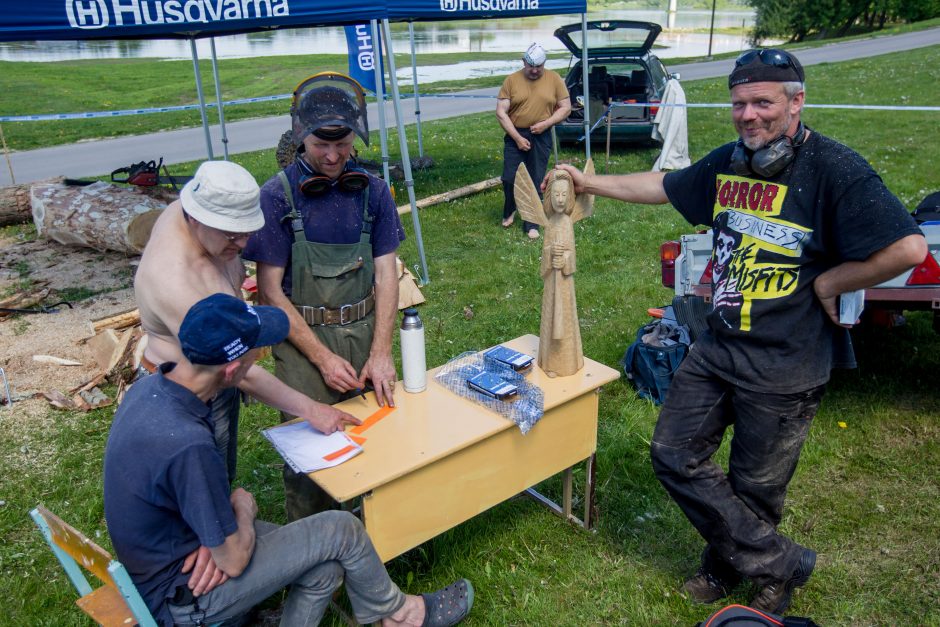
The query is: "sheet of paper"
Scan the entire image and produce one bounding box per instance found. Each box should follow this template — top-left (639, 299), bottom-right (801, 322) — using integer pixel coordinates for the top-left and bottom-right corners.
top-left (262, 422), bottom-right (362, 473)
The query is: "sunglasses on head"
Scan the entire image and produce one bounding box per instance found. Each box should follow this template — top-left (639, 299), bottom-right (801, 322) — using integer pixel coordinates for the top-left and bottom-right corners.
top-left (735, 49), bottom-right (796, 70)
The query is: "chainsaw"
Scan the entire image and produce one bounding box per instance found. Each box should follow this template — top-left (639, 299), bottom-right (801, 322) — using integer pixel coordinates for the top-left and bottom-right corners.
top-left (110, 157), bottom-right (192, 191)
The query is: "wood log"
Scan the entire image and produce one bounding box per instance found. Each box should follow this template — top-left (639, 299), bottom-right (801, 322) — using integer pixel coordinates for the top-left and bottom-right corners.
top-left (0, 286), bottom-right (51, 318)
top-left (0, 178), bottom-right (64, 226)
top-left (397, 176), bottom-right (501, 215)
top-left (90, 308), bottom-right (140, 333)
top-left (30, 180), bottom-right (172, 254)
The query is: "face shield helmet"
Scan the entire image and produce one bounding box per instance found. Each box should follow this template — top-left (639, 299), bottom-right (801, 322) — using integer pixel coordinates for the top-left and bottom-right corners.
top-left (290, 72), bottom-right (370, 147)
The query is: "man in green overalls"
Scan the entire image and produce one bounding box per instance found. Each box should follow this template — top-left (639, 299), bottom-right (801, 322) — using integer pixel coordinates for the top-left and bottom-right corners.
top-left (244, 73), bottom-right (405, 521)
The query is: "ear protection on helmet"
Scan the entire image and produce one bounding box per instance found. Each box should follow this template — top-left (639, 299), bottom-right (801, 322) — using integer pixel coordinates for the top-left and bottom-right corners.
top-left (297, 159), bottom-right (369, 197)
top-left (730, 121), bottom-right (806, 178)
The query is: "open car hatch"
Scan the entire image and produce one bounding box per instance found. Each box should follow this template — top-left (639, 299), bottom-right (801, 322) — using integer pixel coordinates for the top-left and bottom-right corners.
top-left (554, 20), bottom-right (662, 57)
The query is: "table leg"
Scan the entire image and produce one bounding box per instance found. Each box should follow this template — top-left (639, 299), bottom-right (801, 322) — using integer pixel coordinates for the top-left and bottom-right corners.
top-left (524, 452), bottom-right (597, 531)
top-left (563, 468), bottom-right (573, 520)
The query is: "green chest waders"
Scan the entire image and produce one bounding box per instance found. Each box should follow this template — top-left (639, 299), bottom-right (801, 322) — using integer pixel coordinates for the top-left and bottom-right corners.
top-left (273, 171), bottom-right (376, 520)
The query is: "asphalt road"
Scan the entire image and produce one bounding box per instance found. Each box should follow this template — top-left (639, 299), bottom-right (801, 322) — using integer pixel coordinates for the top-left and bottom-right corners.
top-left (2, 27), bottom-right (938, 186)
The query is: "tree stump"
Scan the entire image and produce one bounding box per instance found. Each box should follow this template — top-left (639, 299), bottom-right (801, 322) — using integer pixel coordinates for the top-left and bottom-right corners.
top-left (30, 181), bottom-right (174, 254)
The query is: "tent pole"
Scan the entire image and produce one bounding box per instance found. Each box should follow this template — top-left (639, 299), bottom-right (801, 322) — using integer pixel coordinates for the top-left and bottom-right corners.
top-left (408, 22), bottom-right (424, 158)
top-left (209, 37), bottom-right (229, 160)
top-left (189, 39), bottom-right (214, 160)
top-left (581, 13), bottom-right (591, 162)
top-left (371, 20), bottom-right (392, 186)
top-left (383, 18), bottom-right (430, 285)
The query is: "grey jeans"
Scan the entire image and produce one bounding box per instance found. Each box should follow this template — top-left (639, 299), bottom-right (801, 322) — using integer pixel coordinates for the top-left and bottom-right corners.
top-left (168, 511), bottom-right (405, 626)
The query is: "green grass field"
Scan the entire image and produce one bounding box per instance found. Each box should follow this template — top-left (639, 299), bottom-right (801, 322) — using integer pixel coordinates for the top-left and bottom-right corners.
top-left (1, 43), bottom-right (939, 625)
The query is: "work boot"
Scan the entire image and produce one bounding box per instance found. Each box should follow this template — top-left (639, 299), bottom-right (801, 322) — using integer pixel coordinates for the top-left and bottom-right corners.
top-left (750, 548), bottom-right (817, 614)
top-left (681, 547), bottom-right (742, 604)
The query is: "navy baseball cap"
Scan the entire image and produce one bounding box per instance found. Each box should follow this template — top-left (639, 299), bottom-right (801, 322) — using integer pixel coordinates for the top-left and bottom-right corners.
top-left (728, 49), bottom-right (804, 89)
top-left (179, 294), bottom-right (289, 366)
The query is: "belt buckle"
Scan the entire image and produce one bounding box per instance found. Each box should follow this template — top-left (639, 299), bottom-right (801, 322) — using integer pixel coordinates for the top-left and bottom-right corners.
top-left (339, 304), bottom-right (353, 325)
top-left (315, 306), bottom-right (328, 326)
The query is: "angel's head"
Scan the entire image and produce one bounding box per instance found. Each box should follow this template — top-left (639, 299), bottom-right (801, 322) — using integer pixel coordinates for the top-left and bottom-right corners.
top-left (547, 170), bottom-right (576, 215)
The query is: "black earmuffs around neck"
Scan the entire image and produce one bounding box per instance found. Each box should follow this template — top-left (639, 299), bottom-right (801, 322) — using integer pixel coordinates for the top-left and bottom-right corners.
top-left (730, 121), bottom-right (807, 179)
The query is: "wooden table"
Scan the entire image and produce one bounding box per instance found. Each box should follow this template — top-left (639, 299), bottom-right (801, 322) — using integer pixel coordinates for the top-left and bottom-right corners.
top-left (310, 334), bottom-right (620, 562)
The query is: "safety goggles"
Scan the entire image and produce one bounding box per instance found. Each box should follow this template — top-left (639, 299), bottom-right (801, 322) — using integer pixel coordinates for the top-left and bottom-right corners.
top-left (299, 170), bottom-right (370, 197)
top-left (735, 49), bottom-right (797, 71)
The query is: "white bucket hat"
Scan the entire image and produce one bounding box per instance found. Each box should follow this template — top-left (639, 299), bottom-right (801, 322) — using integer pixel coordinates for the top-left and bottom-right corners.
top-left (523, 42), bottom-right (547, 67)
top-left (180, 161), bottom-right (264, 233)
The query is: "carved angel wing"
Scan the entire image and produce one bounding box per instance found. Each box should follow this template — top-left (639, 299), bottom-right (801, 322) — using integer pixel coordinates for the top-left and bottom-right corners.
top-left (513, 163), bottom-right (547, 227)
top-left (570, 158), bottom-right (595, 224)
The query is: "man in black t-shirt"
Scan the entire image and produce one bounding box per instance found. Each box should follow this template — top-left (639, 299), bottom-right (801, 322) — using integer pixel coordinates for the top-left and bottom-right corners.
top-left (554, 50), bottom-right (925, 614)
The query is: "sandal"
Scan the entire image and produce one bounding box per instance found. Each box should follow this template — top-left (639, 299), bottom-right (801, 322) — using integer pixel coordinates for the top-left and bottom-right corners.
top-left (421, 578), bottom-right (474, 627)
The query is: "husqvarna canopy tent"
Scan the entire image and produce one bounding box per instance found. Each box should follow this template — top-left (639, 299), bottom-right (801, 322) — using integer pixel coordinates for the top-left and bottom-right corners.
top-left (0, 0), bottom-right (381, 41)
top-left (386, 0), bottom-right (584, 21)
top-left (1, 0), bottom-right (587, 283)
top-left (0, 0), bottom-right (586, 41)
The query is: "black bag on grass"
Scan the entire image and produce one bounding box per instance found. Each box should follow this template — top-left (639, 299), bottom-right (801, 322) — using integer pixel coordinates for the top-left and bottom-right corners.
top-left (694, 603), bottom-right (819, 627)
top-left (621, 312), bottom-right (690, 405)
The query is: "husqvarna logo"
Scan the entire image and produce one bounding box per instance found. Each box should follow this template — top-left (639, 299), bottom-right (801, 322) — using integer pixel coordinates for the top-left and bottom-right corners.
top-left (66, 0), bottom-right (290, 31)
top-left (439, 0), bottom-right (540, 12)
top-left (67, 0), bottom-right (110, 29)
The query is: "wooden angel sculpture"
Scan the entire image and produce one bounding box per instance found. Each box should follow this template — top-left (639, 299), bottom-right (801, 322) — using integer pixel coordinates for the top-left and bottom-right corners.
top-left (514, 160), bottom-right (595, 377)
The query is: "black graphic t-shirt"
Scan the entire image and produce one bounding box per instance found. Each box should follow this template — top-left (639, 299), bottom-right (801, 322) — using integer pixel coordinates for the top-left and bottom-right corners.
top-left (663, 132), bottom-right (921, 393)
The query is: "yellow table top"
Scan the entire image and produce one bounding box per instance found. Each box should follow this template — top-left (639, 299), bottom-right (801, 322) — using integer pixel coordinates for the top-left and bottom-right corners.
top-left (309, 334), bottom-right (620, 501)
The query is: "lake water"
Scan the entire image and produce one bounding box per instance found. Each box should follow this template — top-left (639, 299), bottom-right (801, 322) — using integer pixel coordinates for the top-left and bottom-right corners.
top-left (1, 10), bottom-right (760, 71)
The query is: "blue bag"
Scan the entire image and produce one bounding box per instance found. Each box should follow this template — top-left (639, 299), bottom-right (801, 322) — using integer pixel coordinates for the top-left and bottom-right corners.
top-left (621, 314), bottom-right (690, 405)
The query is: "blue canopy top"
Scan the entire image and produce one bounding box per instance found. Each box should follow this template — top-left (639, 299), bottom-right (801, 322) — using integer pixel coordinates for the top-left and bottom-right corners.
top-left (0, 0), bottom-right (384, 42)
top-left (1, 0), bottom-right (585, 42)
top-left (387, 0), bottom-right (585, 21)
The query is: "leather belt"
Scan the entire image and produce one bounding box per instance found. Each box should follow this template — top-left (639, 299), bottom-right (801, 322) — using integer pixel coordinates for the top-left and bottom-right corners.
top-left (296, 289), bottom-right (375, 327)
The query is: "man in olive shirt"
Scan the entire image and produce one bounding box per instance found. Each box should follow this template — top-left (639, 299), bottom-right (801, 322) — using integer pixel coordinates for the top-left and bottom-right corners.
top-left (495, 42), bottom-right (571, 239)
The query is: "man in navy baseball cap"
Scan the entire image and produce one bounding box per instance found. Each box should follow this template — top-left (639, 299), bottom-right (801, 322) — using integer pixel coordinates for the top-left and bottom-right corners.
top-left (105, 291), bottom-right (474, 627)
top-left (179, 293), bottom-right (289, 366)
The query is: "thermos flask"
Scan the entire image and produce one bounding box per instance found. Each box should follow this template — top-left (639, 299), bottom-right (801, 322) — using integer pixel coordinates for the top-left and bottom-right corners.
top-left (400, 308), bottom-right (427, 393)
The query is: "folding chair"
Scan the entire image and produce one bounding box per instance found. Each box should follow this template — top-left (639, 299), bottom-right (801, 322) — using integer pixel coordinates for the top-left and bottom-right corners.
top-left (31, 504), bottom-right (158, 627)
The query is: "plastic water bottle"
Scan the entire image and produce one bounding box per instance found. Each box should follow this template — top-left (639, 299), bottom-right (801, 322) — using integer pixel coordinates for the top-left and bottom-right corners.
top-left (400, 308), bottom-right (427, 393)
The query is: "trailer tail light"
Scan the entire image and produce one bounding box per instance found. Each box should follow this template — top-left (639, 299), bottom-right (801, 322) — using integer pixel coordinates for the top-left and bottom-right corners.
top-left (700, 259), bottom-right (714, 286)
top-left (906, 251), bottom-right (940, 285)
top-left (649, 98), bottom-right (661, 118)
top-left (660, 240), bottom-right (680, 288)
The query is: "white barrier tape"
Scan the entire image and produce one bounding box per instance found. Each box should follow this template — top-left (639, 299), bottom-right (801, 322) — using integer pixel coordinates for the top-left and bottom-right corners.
top-left (605, 102), bottom-right (940, 111)
top-left (0, 93), bottom-right (291, 123)
top-left (3, 97), bottom-right (937, 124)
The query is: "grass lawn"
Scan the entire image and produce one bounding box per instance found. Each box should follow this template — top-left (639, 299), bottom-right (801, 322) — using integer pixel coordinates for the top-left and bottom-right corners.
top-left (1, 44), bottom-right (939, 625)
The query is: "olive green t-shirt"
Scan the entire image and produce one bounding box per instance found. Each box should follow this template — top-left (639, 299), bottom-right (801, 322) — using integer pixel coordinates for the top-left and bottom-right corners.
top-left (497, 69), bottom-right (569, 129)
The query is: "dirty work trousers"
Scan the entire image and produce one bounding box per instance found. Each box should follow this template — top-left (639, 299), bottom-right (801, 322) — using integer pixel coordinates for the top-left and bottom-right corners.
top-left (649, 355), bottom-right (825, 585)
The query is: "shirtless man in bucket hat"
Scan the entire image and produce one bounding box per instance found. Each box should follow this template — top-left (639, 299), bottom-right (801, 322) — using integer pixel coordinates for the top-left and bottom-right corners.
top-left (135, 160), bottom-right (361, 486)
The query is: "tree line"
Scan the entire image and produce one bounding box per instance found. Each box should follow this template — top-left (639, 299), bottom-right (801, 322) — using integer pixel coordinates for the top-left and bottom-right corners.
top-left (750, 0), bottom-right (940, 42)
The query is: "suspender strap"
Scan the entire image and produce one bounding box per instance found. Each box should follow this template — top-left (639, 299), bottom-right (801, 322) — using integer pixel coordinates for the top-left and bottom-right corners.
top-left (277, 170), bottom-right (307, 242)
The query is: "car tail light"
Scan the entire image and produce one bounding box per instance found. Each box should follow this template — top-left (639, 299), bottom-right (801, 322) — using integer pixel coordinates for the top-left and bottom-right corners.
top-left (649, 98), bottom-right (661, 117)
top-left (699, 259), bottom-right (713, 286)
top-left (660, 241), bottom-right (680, 288)
top-left (905, 251), bottom-right (940, 285)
